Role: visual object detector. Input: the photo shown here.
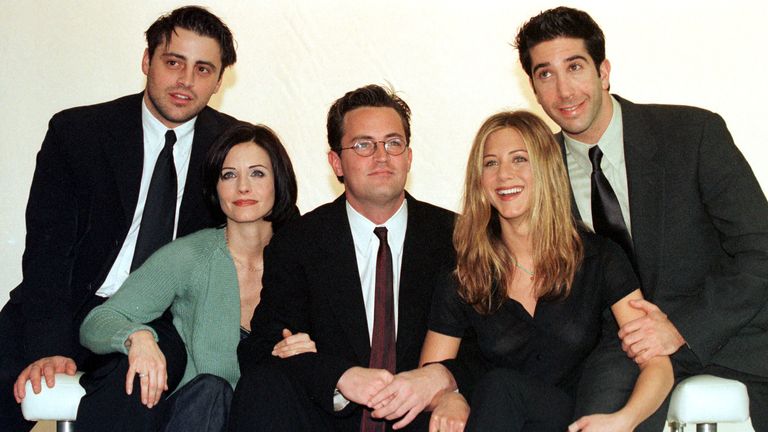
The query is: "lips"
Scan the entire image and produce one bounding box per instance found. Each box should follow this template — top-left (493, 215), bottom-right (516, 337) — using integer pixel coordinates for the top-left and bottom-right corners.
top-left (234, 199), bottom-right (257, 207)
top-left (169, 90), bottom-right (194, 105)
top-left (558, 100), bottom-right (584, 117)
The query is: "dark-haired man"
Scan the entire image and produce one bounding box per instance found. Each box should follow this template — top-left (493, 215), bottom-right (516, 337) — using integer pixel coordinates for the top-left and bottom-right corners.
top-left (515, 6), bottom-right (768, 431)
top-left (231, 85), bottom-right (458, 431)
top-left (0, 6), bottom-right (238, 430)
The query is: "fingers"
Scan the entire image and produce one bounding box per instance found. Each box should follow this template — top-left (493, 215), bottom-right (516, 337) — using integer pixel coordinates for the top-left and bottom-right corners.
top-left (629, 299), bottom-right (659, 313)
top-left (392, 407), bottom-right (420, 430)
top-left (272, 332), bottom-right (317, 357)
top-left (13, 366), bottom-right (32, 402)
top-left (282, 328), bottom-right (293, 338)
top-left (568, 417), bottom-right (587, 432)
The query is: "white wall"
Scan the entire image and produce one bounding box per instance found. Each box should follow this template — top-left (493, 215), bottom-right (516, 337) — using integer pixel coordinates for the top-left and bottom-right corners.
top-left (2, 1), bottom-right (766, 300)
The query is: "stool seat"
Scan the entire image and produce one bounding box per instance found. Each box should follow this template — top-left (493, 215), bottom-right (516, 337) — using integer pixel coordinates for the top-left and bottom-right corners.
top-left (667, 374), bottom-right (749, 425)
top-left (21, 372), bottom-right (86, 421)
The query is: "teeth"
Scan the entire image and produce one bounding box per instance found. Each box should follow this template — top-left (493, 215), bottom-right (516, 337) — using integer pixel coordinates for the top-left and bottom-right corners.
top-left (174, 94), bottom-right (190, 100)
top-left (498, 187), bottom-right (522, 196)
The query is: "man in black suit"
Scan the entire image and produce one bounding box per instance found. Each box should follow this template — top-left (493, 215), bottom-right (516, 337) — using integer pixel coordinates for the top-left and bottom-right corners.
top-left (0, 6), bottom-right (238, 430)
top-left (230, 85), bottom-right (458, 431)
top-left (514, 7), bottom-right (768, 431)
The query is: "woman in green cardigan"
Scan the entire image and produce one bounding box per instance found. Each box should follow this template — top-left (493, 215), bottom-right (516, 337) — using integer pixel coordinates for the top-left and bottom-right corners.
top-left (78, 122), bottom-right (311, 431)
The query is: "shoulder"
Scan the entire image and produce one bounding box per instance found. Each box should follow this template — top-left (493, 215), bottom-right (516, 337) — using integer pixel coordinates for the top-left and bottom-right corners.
top-left (406, 195), bottom-right (457, 229)
top-left (151, 228), bottom-right (224, 266)
top-left (197, 105), bottom-right (239, 130)
top-left (615, 94), bottom-right (724, 130)
top-left (50, 93), bottom-right (142, 128)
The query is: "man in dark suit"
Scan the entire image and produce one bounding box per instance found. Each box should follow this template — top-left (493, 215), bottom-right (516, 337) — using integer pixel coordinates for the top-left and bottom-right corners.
top-left (230, 85), bottom-right (458, 431)
top-left (514, 6), bottom-right (768, 431)
top-left (0, 6), bottom-right (238, 430)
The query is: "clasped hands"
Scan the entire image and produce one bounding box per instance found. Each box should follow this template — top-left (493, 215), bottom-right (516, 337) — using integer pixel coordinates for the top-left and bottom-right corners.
top-left (336, 363), bottom-right (456, 430)
top-left (618, 299), bottom-right (686, 364)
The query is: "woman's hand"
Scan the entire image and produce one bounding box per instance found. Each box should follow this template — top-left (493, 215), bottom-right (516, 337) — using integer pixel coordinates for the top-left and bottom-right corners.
top-left (429, 391), bottom-right (469, 432)
top-left (125, 330), bottom-right (167, 408)
top-left (568, 412), bottom-right (634, 432)
top-left (272, 328), bottom-right (317, 358)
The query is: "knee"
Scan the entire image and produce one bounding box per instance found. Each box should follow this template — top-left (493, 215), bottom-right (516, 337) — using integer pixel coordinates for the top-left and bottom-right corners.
top-left (471, 368), bottom-right (528, 404)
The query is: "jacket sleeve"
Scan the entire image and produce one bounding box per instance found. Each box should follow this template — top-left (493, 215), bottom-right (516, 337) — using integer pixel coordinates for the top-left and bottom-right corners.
top-left (15, 114), bottom-right (82, 360)
top-left (238, 235), bottom-right (356, 415)
top-left (670, 112), bottom-right (768, 367)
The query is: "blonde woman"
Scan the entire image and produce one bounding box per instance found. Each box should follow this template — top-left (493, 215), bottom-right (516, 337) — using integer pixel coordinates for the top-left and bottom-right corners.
top-left (421, 111), bottom-right (672, 432)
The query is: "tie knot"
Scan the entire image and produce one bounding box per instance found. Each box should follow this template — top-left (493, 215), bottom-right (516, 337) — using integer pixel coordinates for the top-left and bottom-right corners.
top-left (588, 145), bottom-right (603, 171)
top-left (165, 130), bottom-right (177, 149)
top-left (373, 226), bottom-right (388, 241)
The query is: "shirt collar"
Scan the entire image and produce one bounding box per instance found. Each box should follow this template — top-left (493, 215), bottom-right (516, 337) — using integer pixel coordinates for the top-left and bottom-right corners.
top-left (346, 199), bottom-right (408, 256)
top-left (563, 95), bottom-right (624, 172)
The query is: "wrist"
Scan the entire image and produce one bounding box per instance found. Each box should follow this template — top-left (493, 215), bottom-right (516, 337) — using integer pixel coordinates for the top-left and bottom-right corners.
top-left (125, 330), bottom-right (155, 348)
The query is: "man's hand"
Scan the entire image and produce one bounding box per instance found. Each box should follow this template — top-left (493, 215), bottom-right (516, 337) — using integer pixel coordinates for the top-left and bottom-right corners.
top-left (618, 299), bottom-right (685, 364)
top-left (125, 330), bottom-right (167, 409)
top-left (272, 329), bottom-right (317, 358)
top-left (336, 367), bottom-right (394, 405)
top-left (13, 356), bottom-right (77, 403)
top-left (429, 391), bottom-right (469, 432)
top-left (368, 364), bottom-right (456, 429)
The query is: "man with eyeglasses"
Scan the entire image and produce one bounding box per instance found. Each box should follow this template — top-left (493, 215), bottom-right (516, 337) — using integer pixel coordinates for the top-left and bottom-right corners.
top-left (230, 84), bottom-right (459, 431)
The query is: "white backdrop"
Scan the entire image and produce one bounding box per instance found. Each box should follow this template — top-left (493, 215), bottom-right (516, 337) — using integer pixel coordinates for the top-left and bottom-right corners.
top-left (2, 0), bottom-right (767, 305)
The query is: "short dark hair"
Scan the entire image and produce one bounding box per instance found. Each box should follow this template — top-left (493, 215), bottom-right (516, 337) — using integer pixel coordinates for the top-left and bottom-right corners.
top-left (202, 122), bottom-right (299, 231)
top-left (514, 6), bottom-right (605, 79)
top-left (326, 84), bottom-right (412, 182)
top-left (146, 6), bottom-right (237, 75)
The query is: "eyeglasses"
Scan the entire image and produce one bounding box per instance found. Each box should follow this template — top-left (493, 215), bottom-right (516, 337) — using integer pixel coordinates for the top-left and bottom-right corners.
top-left (340, 137), bottom-right (408, 157)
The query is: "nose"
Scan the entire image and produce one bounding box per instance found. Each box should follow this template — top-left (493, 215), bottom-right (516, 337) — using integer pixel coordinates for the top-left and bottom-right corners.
top-left (555, 75), bottom-right (574, 100)
top-left (499, 160), bottom-right (517, 179)
top-left (177, 66), bottom-right (195, 88)
top-left (236, 175), bottom-right (250, 193)
top-left (372, 142), bottom-right (389, 162)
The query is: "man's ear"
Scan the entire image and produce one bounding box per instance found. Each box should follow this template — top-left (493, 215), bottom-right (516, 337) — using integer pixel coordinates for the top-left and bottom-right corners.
top-left (599, 59), bottom-right (611, 91)
top-left (141, 48), bottom-right (150, 76)
top-left (328, 151), bottom-right (344, 178)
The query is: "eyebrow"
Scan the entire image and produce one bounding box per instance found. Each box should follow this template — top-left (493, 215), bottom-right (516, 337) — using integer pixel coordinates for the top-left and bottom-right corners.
top-left (351, 132), bottom-right (405, 141)
top-left (532, 54), bottom-right (590, 75)
top-left (483, 149), bottom-right (528, 158)
top-left (221, 164), bottom-right (269, 171)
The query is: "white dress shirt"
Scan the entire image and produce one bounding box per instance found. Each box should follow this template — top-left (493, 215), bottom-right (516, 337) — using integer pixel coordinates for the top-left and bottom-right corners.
top-left (346, 199), bottom-right (408, 342)
top-left (96, 100), bottom-right (197, 297)
top-left (563, 96), bottom-right (632, 236)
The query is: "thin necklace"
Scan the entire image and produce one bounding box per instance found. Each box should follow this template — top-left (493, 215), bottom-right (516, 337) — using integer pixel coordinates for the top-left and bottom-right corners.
top-left (224, 227), bottom-right (263, 273)
top-left (512, 258), bottom-right (534, 281)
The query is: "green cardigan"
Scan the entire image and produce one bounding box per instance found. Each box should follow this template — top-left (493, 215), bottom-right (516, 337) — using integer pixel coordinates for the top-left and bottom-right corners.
top-left (80, 227), bottom-right (241, 389)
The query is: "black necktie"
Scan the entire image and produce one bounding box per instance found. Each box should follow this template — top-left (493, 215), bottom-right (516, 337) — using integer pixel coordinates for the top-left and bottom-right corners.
top-left (361, 227), bottom-right (396, 432)
top-left (589, 145), bottom-right (633, 258)
top-left (131, 130), bottom-right (178, 271)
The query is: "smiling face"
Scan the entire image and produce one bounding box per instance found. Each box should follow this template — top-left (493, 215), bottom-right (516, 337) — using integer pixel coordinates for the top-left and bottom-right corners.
top-left (142, 27), bottom-right (223, 128)
top-left (481, 127), bottom-right (534, 230)
top-left (328, 106), bottom-right (412, 219)
top-left (529, 37), bottom-right (612, 144)
top-left (217, 142), bottom-right (275, 225)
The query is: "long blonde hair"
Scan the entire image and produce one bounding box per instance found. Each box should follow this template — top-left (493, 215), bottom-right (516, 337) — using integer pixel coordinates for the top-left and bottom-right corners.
top-left (454, 111), bottom-right (583, 314)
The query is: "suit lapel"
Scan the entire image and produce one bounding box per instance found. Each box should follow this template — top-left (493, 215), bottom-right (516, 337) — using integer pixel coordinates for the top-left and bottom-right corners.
top-left (617, 96), bottom-right (664, 298)
top-left (178, 107), bottom-right (217, 235)
top-left (322, 196), bottom-right (372, 364)
top-left (396, 198), bottom-right (430, 361)
top-left (103, 94), bottom-right (144, 230)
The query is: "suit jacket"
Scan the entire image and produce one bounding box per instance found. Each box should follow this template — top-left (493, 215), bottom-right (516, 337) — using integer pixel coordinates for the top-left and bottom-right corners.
top-left (7, 92), bottom-right (237, 362)
top-left (238, 193), bottom-right (456, 429)
top-left (559, 95), bottom-right (768, 376)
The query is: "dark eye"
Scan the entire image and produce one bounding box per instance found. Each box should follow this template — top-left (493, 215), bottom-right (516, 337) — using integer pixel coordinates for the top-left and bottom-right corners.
top-left (537, 70), bottom-right (552, 79)
top-left (569, 63), bottom-right (583, 72)
top-left (483, 159), bottom-right (498, 168)
top-left (250, 169), bottom-right (265, 178)
top-left (220, 170), bottom-right (236, 180)
top-left (385, 138), bottom-right (404, 149)
top-left (197, 66), bottom-right (212, 75)
top-left (513, 155), bottom-right (528, 163)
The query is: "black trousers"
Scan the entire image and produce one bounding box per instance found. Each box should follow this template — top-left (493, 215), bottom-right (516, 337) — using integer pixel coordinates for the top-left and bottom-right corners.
top-left (465, 368), bottom-right (574, 432)
top-left (575, 333), bottom-right (768, 432)
top-left (229, 358), bottom-right (429, 432)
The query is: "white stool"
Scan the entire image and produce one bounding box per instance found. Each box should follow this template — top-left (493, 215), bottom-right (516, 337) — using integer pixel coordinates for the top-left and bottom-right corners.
top-left (21, 372), bottom-right (86, 432)
top-left (667, 375), bottom-right (750, 432)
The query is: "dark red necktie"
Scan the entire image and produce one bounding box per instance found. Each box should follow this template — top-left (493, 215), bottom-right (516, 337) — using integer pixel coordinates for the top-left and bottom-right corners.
top-left (361, 227), bottom-right (396, 432)
top-left (589, 145), bottom-right (633, 259)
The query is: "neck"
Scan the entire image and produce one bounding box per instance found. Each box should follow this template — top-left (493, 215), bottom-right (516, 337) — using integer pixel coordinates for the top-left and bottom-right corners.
top-left (346, 192), bottom-right (405, 225)
top-left (500, 221), bottom-right (533, 259)
top-left (225, 220), bottom-right (273, 259)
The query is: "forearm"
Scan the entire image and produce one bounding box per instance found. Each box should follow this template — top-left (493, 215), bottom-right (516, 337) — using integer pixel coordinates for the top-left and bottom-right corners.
top-left (423, 363), bottom-right (458, 411)
top-left (618, 356), bottom-right (673, 428)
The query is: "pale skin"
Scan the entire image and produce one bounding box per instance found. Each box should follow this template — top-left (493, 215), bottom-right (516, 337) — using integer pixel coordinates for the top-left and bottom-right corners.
top-left (527, 37), bottom-right (687, 363)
